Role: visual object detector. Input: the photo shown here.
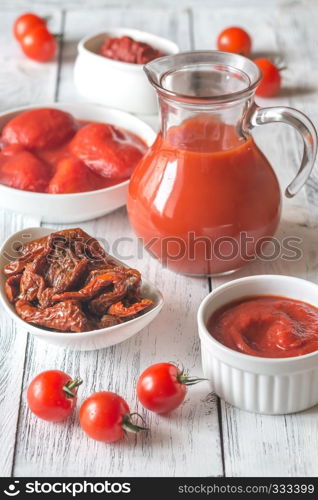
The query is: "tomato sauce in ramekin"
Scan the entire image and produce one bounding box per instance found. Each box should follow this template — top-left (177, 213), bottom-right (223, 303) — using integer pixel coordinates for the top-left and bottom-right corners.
top-left (208, 295), bottom-right (318, 358)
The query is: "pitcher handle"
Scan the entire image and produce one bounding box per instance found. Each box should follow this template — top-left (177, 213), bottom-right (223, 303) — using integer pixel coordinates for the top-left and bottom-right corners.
top-left (245, 104), bottom-right (317, 198)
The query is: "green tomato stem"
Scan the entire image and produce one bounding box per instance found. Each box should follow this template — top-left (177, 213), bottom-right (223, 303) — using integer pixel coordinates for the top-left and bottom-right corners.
top-left (122, 413), bottom-right (149, 434)
top-left (177, 370), bottom-right (207, 386)
top-left (63, 378), bottom-right (83, 398)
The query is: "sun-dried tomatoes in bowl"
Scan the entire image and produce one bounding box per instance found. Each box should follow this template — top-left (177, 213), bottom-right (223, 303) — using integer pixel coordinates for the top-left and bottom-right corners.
top-left (0, 103), bottom-right (156, 223)
top-left (0, 227), bottom-right (163, 351)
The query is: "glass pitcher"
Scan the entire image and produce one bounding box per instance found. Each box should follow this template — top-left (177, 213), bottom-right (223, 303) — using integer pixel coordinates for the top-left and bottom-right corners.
top-left (127, 51), bottom-right (317, 276)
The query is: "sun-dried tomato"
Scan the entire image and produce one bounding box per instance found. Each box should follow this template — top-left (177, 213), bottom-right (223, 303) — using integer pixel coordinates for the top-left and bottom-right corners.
top-left (5, 274), bottom-right (22, 302)
top-left (107, 299), bottom-right (153, 317)
top-left (19, 263), bottom-right (46, 302)
top-left (51, 268), bottom-right (125, 302)
top-left (15, 299), bottom-right (90, 333)
top-left (3, 246), bottom-right (44, 277)
top-left (88, 281), bottom-right (128, 316)
top-left (98, 314), bottom-right (123, 328)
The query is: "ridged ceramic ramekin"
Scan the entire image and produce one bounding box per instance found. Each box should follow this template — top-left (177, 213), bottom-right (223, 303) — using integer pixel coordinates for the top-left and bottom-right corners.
top-left (197, 275), bottom-right (318, 415)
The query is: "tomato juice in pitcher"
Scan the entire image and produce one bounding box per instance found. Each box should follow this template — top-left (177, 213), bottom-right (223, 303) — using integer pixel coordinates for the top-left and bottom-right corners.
top-left (127, 52), bottom-right (317, 276)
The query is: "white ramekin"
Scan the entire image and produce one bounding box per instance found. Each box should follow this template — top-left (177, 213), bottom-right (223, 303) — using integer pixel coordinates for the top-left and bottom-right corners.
top-left (197, 275), bottom-right (318, 415)
top-left (74, 28), bottom-right (179, 114)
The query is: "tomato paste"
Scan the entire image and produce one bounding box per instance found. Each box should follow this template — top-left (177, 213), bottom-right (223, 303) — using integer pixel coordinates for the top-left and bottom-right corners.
top-left (208, 295), bottom-right (318, 358)
top-left (128, 117), bottom-right (281, 275)
top-left (99, 35), bottom-right (163, 64)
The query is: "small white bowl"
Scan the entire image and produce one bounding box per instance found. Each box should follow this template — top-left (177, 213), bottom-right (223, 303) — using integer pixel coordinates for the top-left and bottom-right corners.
top-left (74, 28), bottom-right (179, 114)
top-left (0, 102), bottom-right (156, 223)
top-left (197, 275), bottom-right (318, 414)
top-left (0, 227), bottom-right (164, 351)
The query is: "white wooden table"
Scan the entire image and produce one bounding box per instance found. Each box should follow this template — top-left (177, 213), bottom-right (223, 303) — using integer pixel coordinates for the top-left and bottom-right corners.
top-left (1, 0), bottom-right (318, 478)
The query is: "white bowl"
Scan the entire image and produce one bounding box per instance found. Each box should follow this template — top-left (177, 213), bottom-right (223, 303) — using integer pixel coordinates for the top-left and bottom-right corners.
top-left (74, 28), bottom-right (179, 114)
top-left (0, 102), bottom-right (156, 223)
top-left (0, 227), bottom-right (164, 351)
top-left (197, 275), bottom-right (318, 414)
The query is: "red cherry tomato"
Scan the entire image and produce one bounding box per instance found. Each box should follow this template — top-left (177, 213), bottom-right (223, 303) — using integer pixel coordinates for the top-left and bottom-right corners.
top-left (137, 362), bottom-right (205, 414)
top-left (20, 25), bottom-right (57, 62)
top-left (254, 58), bottom-right (281, 97)
top-left (27, 370), bottom-right (82, 422)
top-left (80, 391), bottom-right (147, 443)
top-left (217, 27), bottom-right (252, 57)
top-left (13, 13), bottom-right (46, 42)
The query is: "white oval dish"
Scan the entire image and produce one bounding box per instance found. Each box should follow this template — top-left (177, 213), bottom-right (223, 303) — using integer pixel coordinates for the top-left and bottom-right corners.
top-left (197, 275), bottom-right (318, 415)
top-left (0, 102), bottom-right (156, 223)
top-left (0, 227), bottom-right (164, 351)
top-left (74, 28), bottom-right (179, 114)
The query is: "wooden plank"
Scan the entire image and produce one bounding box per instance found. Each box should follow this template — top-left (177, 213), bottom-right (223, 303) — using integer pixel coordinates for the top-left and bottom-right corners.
top-left (2, 0), bottom-right (312, 10)
top-left (272, 1), bottom-right (318, 216)
top-left (0, 9), bottom-right (63, 477)
top-left (13, 6), bottom-right (224, 477)
top-left (0, 214), bottom-right (41, 477)
top-left (193, 2), bottom-right (318, 477)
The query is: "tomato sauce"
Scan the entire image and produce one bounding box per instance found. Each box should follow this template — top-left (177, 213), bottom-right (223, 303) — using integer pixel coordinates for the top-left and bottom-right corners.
top-left (127, 117), bottom-right (281, 275)
top-left (208, 295), bottom-right (318, 358)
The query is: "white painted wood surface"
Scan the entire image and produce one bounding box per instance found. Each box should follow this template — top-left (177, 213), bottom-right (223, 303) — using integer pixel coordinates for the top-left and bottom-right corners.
top-left (0, 0), bottom-right (318, 478)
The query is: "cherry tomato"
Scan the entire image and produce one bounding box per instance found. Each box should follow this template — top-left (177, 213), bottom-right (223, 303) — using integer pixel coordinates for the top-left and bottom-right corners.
top-left (13, 13), bottom-right (46, 42)
top-left (217, 27), bottom-right (252, 57)
top-left (20, 25), bottom-right (57, 62)
top-left (137, 362), bottom-right (205, 414)
top-left (0, 151), bottom-right (51, 192)
top-left (254, 58), bottom-right (281, 97)
top-left (80, 391), bottom-right (147, 443)
top-left (27, 370), bottom-right (82, 422)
